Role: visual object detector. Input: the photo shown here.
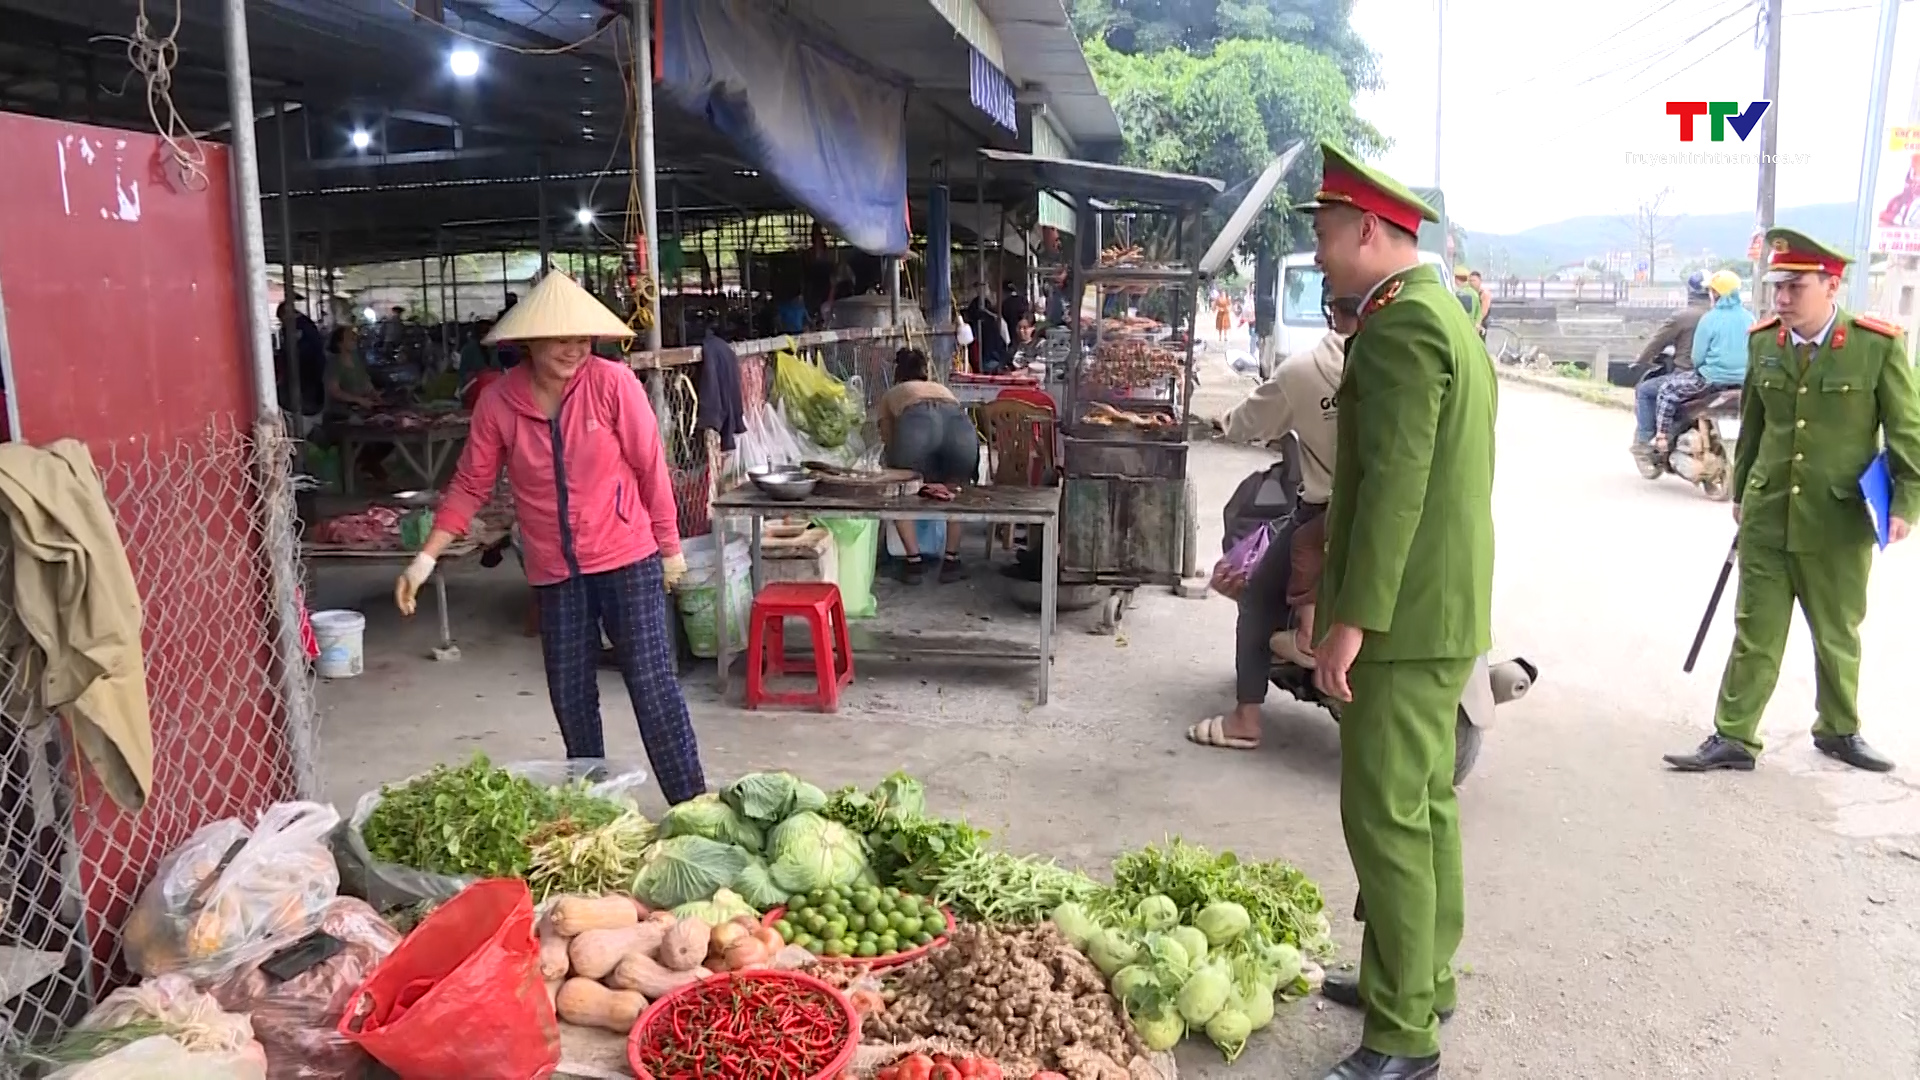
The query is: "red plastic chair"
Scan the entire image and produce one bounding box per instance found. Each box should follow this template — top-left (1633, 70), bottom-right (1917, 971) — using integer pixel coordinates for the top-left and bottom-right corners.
top-left (743, 582), bottom-right (854, 712)
top-left (994, 386), bottom-right (1056, 414)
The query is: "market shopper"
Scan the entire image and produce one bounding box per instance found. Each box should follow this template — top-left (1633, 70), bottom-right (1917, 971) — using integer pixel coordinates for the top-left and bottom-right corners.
top-left (394, 270), bottom-right (706, 804)
top-left (1298, 143), bottom-right (1496, 1080)
top-left (878, 348), bottom-right (979, 584)
top-left (1188, 294), bottom-right (1358, 751)
top-left (1663, 229), bottom-right (1920, 775)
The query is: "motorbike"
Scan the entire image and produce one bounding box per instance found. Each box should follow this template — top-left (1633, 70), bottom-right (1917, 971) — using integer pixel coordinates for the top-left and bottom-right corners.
top-left (1224, 459), bottom-right (1539, 786)
top-left (1629, 347), bottom-right (1742, 501)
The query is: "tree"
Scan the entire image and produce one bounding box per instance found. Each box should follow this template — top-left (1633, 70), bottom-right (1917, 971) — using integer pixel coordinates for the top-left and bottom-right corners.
top-left (1071, 0), bottom-right (1380, 91)
top-left (1084, 37), bottom-right (1383, 256)
top-left (1622, 187), bottom-right (1679, 282)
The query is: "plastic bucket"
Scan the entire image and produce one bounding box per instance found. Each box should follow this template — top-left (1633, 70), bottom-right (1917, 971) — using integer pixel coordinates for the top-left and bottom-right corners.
top-left (312, 610), bottom-right (366, 678)
top-left (676, 537), bottom-right (752, 659)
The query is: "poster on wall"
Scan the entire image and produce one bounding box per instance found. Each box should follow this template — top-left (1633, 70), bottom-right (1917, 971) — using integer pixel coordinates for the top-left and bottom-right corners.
top-left (1870, 124), bottom-right (1920, 254)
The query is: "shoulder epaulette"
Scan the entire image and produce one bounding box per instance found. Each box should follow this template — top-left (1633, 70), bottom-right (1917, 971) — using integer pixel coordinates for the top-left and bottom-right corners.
top-left (1360, 280), bottom-right (1404, 321)
top-left (1749, 316), bottom-right (1780, 333)
top-left (1853, 314), bottom-right (1902, 338)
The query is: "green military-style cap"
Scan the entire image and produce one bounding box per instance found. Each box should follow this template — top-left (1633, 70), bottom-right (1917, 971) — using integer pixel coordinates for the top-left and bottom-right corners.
top-left (1761, 226), bottom-right (1850, 284)
top-left (1294, 142), bottom-right (1439, 236)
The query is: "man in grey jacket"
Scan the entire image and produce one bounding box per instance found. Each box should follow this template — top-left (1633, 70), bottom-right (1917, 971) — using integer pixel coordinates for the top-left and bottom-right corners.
top-left (1632, 271), bottom-right (1710, 448)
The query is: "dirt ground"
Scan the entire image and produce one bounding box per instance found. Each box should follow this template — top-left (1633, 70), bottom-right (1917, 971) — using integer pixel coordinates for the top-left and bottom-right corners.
top-left (311, 356), bottom-right (1920, 1079)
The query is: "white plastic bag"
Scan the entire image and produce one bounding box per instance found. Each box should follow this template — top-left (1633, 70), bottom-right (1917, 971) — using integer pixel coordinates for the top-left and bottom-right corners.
top-left (46, 1035), bottom-right (266, 1080)
top-left (123, 803), bottom-right (341, 983)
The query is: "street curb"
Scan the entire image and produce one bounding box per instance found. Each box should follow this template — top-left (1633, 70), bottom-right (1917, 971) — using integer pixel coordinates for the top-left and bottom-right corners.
top-left (1494, 366), bottom-right (1631, 412)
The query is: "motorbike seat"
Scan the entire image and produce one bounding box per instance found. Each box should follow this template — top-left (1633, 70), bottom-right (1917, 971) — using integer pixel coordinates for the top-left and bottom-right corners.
top-left (1676, 386), bottom-right (1741, 421)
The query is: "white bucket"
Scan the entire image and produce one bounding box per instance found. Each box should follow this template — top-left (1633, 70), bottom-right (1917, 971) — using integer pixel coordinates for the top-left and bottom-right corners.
top-left (312, 609), bottom-right (366, 678)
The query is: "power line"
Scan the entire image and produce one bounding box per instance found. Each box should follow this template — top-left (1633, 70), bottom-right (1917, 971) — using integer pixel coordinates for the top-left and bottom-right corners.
top-left (1528, 18), bottom-right (1758, 150)
top-left (1488, 0), bottom-right (1740, 98)
top-left (1787, 0), bottom-right (1912, 14)
top-left (1574, 0), bottom-right (1758, 91)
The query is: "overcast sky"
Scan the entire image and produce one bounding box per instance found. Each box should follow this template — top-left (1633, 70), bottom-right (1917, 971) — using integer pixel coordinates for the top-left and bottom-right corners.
top-left (1349, 0), bottom-right (1920, 235)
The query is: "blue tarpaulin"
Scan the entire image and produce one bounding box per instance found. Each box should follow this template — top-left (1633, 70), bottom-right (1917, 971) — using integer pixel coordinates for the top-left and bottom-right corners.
top-left (659, 0), bottom-right (910, 256)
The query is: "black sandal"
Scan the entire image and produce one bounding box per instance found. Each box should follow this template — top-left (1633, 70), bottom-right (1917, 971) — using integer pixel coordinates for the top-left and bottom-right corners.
top-left (896, 555), bottom-right (926, 584)
top-left (938, 555), bottom-right (968, 583)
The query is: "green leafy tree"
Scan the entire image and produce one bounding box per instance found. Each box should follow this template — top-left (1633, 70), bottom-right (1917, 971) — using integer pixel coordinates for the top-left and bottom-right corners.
top-left (1071, 0), bottom-right (1379, 91)
top-left (1084, 38), bottom-right (1382, 256)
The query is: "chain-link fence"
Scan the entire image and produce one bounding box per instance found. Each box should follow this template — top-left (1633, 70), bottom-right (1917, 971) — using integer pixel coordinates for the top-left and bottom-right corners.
top-left (0, 421), bottom-right (313, 1065)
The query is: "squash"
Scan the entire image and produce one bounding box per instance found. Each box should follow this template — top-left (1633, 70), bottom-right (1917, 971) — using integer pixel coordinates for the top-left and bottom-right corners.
top-left (554, 977), bottom-right (647, 1033)
top-left (609, 952), bottom-right (710, 997)
top-left (657, 918), bottom-right (711, 972)
top-left (569, 922), bottom-right (668, 981)
top-left (537, 919), bottom-right (571, 981)
top-left (550, 895), bottom-right (640, 936)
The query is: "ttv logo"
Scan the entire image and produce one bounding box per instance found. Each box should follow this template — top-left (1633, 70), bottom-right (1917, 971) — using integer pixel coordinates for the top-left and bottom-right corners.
top-left (1666, 101), bottom-right (1771, 142)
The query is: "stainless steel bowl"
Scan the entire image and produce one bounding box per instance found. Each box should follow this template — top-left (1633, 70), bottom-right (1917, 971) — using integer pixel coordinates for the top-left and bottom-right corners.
top-left (749, 468), bottom-right (817, 501)
top-left (388, 489), bottom-right (440, 509)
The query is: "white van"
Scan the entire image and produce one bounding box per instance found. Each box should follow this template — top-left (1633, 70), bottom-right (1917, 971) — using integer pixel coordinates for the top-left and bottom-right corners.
top-left (1262, 250), bottom-right (1450, 378)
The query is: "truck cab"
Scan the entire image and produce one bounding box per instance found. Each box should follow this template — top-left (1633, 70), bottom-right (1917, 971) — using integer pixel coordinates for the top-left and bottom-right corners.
top-left (1261, 250), bottom-right (1449, 378)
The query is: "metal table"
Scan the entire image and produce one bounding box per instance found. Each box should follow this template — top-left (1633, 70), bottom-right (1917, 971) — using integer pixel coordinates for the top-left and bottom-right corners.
top-left (327, 416), bottom-right (470, 495)
top-left (710, 485), bottom-right (1062, 703)
top-left (302, 523), bottom-right (508, 661)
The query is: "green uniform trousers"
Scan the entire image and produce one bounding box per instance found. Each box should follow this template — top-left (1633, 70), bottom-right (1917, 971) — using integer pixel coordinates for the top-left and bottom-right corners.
top-left (1713, 539), bottom-right (1873, 752)
top-left (1341, 657), bottom-right (1475, 1060)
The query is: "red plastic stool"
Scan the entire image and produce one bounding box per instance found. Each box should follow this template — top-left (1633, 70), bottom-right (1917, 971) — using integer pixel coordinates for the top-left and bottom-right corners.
top-left (743, 582), bottom-right (854, 712)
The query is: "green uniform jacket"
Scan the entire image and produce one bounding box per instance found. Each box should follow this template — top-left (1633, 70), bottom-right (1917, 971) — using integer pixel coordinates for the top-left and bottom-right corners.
top-left (1733, 310), bottom-right (1920, 551)
top-left (1319, 264), bottom-right (1497, 662)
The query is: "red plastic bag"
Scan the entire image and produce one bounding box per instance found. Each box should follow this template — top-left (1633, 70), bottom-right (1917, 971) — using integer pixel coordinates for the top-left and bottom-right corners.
top-left (336, 880), bottom-right (559, 1080)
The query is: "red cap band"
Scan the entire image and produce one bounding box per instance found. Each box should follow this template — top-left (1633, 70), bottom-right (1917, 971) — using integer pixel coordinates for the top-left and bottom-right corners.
top-left (1312, 160), bottom-right (1427, 235)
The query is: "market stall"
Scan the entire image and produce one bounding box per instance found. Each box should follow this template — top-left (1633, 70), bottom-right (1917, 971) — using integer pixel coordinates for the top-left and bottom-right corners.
top-left (978, 149), bottom-right (1304, 631)
top-left (323, 405), bottom-right (471, 496)
top-left (33, 761), bottom-right (1332, 1077)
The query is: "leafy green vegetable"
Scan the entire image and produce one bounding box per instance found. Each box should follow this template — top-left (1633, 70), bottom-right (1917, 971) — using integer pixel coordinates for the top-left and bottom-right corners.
top-left (932, 848), bottom-right (1106, 924)
top-left (821, 771), bottom-right (925, 834)
top-left (866, 812), bottom-right (988, 896)
top-left (766, 812), bottom-right (868, 892)
top-left (1107, 837), bottom-right (1332, 956)
top-left (632, 835), bottom-right (752, 908)
top-left (527, 810), bottom-right (654, 901)
top-left (659, 793), bottom-right (763, 852)
top-left (1135, 894), bottom-right (1179, 931)
top-left (722, 772), bottom-right (828, 825)
top-left (361, 754), bottom-right (626, 879)
top-left (673, 888), bottom-right (756, 925)
top-left (731, 856), bottom-right (790, 909)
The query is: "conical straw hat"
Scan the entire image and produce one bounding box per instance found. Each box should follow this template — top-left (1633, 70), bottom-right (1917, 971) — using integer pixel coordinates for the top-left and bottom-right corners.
top-left (484, 270), bottom-right (633, 344)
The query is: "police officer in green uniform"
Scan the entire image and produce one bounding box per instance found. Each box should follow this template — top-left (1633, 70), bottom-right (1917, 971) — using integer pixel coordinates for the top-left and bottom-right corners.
top-left (1666, 228), bottom-right (1920, 774)
top-left (1299, 143), bottom-right (1498, 1080)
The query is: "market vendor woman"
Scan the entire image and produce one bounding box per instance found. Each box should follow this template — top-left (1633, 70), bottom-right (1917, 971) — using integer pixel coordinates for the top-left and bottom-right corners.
top-left (395, 271), bottom-right (706, 804)
top-left (878, 348), bottom-right (979, 583)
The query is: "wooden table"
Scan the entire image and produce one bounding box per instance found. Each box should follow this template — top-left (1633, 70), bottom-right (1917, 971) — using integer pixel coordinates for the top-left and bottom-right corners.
top-left (710, 485), bottom-right (1062, 704)
top-left (327, 416), bottom-right (470, 495)
top-left (302, 522), bottom-right (508, 661)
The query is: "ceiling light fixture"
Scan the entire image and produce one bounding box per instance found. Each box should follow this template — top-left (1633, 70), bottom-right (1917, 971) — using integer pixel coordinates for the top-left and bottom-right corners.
top-left (449, 47), bottom-right (481, 79)
top-left (350, 129), bottom-right (371, 150)
top-left (576, 208), bottom-right (595, 225)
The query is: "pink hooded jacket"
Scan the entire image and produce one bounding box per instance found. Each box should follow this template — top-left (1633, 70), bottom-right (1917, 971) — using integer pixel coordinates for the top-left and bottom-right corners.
top-left (436, 358), bottom-right (681, 586)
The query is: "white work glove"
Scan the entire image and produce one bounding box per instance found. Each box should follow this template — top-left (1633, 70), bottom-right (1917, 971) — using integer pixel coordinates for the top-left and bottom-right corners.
top-left (394, 553), bottom-right (436, 616)
top-left (662, 553), bottom-right (688, 592)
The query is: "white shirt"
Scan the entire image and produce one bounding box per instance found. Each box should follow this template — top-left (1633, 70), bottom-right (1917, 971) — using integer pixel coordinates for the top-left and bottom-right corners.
top-left (1222, 331), bottom-right (1346, 503)
top-left (1789, 308), bottom-right (1838, 348)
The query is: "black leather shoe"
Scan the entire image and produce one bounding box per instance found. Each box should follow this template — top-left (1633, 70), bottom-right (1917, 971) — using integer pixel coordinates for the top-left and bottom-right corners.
top-left (1321, 972), bottom-right (1453, 1022)
top-left (1323, 1047), bottom-right (1440, 1080)
top-left (1814, 734), bottom-right (1895, 772)
top-left (1663, 734), bottom-right (1756, 772)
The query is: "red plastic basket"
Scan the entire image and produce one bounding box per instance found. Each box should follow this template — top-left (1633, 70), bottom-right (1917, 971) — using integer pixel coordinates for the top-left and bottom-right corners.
top-left (761, 905), bottom-right (956, 970)
top-left (627, 969), bottom-right (858, 1080)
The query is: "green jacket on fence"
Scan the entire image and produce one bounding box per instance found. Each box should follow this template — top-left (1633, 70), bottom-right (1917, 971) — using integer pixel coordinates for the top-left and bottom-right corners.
top-left (1318, 264), bottom-right (1497, 662)
top-left (1733, 310), bottom-right (1920, 551)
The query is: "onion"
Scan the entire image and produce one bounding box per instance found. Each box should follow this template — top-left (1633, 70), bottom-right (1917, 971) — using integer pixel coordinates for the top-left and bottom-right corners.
top-left (711, 922), bottom-right (750, 950)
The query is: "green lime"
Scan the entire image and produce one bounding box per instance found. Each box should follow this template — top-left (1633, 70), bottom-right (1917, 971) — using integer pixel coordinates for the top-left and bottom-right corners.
top-left (786, 895), bottom-right (807, 911)
top-left (823, 939), bottom-right (846, 957)
top-left (913, 931), bottom-right (933, 946)
top-left (879, 933), bottom-right (899, 952)
top-left (855, 940), bottom-right (878, 958)
top-left (775, 921), bottom-right (794, 943)
top-left (804, 913), bottom-right (825, 934)
top-left (825, 919), bottom-right (847, 939)
top-left (854, 894), bottom-right (878, 915)
top-left (854, 913), bottom-right (873, 933)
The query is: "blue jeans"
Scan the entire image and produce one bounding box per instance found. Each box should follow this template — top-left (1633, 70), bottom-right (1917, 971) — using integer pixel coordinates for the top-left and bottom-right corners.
top-left (1634, 374), bottom-right (1668, 444)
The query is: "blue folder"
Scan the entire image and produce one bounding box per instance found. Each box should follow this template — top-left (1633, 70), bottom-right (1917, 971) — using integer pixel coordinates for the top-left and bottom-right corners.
top-left (1861, 451), bottom-right (1892, 550)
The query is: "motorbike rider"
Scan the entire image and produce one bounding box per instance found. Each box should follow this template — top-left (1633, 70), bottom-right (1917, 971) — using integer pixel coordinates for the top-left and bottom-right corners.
top-left (1652, 270), bottom-right (1752, 452)
top-left (1190, 293), bottom-right (1360, 752)
top-left (1631, 271), bottom-right (1712, 451)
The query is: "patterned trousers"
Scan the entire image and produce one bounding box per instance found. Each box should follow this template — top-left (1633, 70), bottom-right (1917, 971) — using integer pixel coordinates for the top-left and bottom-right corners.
top-left (535, 556), bottom-right (706, 804)
top-left (1654, 370), bottom-right (1715, 438)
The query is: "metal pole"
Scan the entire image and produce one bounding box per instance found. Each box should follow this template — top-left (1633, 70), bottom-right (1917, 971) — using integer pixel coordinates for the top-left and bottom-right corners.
top-left (975, 153), bottom-right (986, 299)
top-left (634, 1), bottom-right (663, 352)
top-left (887, 257), bottom-right (901, 328)
top-left (672, 179), bottom-right (686, 344)
top-left (419, 258), bottom-right (429, 319)
top-left (1753, 0), bottom-right (1785, 307)
top-left (435, 228), bottom-right (447, 332)
top-left (1851, 0), bottom-right (1902, 312)
top-left (537, 156), bottom-right (551, 274)
top-left (449, 237), bottom-right (461, 325)
top-left (501, 249), bottom-right (510, 309)
top-left (224, 0), bottom-right (319, 801)
top-left (275, 101), bottom-right (301, 433)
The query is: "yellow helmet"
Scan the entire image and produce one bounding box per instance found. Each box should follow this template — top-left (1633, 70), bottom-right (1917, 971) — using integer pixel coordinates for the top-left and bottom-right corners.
top-left (1453, 264), bottom-right (1471, 280)
top-left (1707, 270), bottom-right (1741, 297)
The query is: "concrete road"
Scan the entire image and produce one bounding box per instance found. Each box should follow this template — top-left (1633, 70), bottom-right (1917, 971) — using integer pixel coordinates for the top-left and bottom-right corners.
top-left (314, 379), bottom-right (1920, 1079)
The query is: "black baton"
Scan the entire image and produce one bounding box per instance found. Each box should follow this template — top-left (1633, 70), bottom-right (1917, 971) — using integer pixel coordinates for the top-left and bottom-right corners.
top-left (1684, 538), bottom-right (1739, 673)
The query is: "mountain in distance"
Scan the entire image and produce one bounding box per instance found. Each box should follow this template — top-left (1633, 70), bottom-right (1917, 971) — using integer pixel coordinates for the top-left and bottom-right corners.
top-left (1464, 202), bottom-right (1856, 276)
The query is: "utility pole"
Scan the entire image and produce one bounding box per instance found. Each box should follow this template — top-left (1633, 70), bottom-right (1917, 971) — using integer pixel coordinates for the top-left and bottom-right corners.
top-left (1848, 0), bottom-right (1901, 313)
top-left (1435, 0), bottom-right (1450, 265)
top-left (1751, 0), bottom-right (1784, 307)
top-left (1868, 24), bottom-right (1920, 345)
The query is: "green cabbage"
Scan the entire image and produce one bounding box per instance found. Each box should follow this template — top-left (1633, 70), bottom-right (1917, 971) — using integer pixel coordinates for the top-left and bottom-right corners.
top-left (1088, 928), bottom-right (1140, 977)
top-left (1205, 1007), bottom-right (1252, 1061)
top-left (1169, 925), bottom-right (1209, 965)
top-left (722, 773), bottom-right (829, 825)
top-left (1195, 901), bottom-right (1251, 946)
top-left (659, 793), bottom-right (763, 852)
top-left (632, 835), bottom-right (751, 909)
top-left (672, 887), bottom-right (755, 925)
top-left (1135, 894), bottom-right (1179, 931)
top-left (765, 812), bottom-right (867, 892)
top-left (1051, 902), bottom-right (1099, 949)
top-left (731, 856), bottom-right (790, 910)
top-left (870, 772), bottom-right (925, 820)
top-left (1176, 960), bottom-right (1233, 1025)
top-left (1130, 1005), bottom-right (1185, 1052)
